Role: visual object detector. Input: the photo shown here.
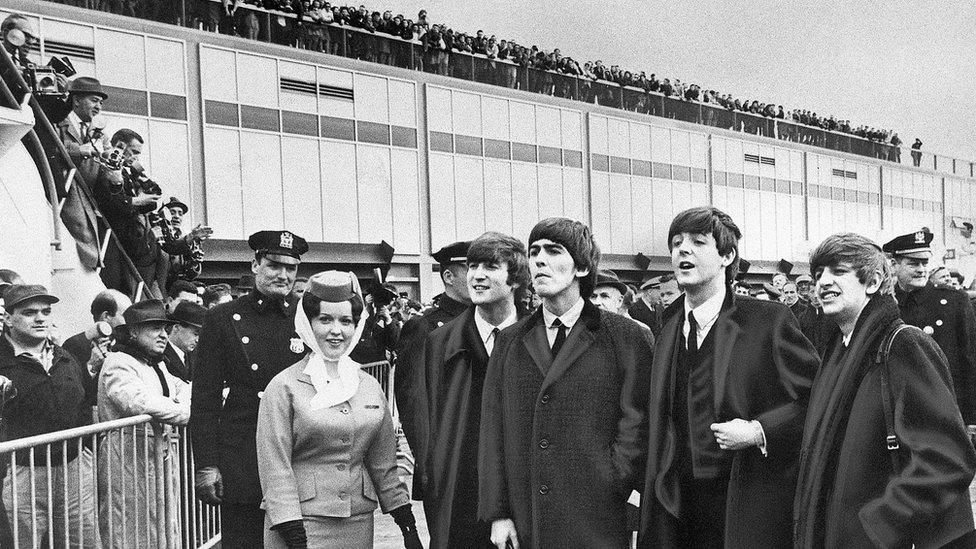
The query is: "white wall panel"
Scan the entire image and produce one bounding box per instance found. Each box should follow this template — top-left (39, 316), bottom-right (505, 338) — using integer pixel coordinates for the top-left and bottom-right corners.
top-left (689, 133), bottom-right (708, 169)
top-left (511, 163), bottom-right (539, 241)
top-left (712, 138), bottom-right (726, 173)
top-left (280, 137), bottom-right (323, 241)
top-left (537, 165), bottom-right (563, 220)
top-left (589, 115), bottom-right (608, 155)
top-left (426, 86), bottom-right (453, 133)
top-left (671, 131), bottom-right (691, 167)
top-left (562, 169), bottom-right (586, 224)
top-left (741, 142), bottom-right (759, 176)
top-left (727, 139), bottom-right (744, 175)
top-left (483, 161), bottom-right (513, 235)
top-left (560, 111), bottom-right (583, 151)
top-left (388, 80), bottom-right (416, 127)
top-left (353, 74), bottom-right (390, 124)
top-left (201, 47), bottom-right (237, 102)
top-left (790, 151), bottom-right (804, 182)
top-left (608, 175), bottom-right (633, 253)
top-left (630, 123), bottom-right (651, 161)
top-left (453, 157), bottom-right (486, 239)
top-left (46, 20), bottom-right (95, 75)
top-left (236, 54), bottom-right (278, 108)
top-left (147, 120), bottom-right (191, 219)
top-left (590, 173), bottom-right (612, 248)
top-left (536, 107), bottom-right (561, 148)
top-left (630, 180), bottom-right (654, 254)
top-left (482, 97), bottom-right (509, 141)
top-left (650, 127), bottom-right (670, 163)
top-left (146, 38), bottom-right (185, 95)
top-left (651, 180), bottom-right (673, 256)
top-left (510, 103), bottom-right (536, 144)
top-left (390, 150), bottom-right (421, 254)
top-left (241, 132), bottom-right (283, 234)
top-left (320, 141), bottom-right (359, 242)
top-left (356, 145), bottom-right (393, 243)
top-left (203, 128), bottom-right (243, 237)
top-left (452, 91), bottom-right (482, 136)
top-left (317, 67), bottom-right (354, 119)
top-left (278, 61), bottom-right (317, 113)
top-left (428, 153), bottom-right (456, 246)
top-left (608, 119), bottom-right (628, 158)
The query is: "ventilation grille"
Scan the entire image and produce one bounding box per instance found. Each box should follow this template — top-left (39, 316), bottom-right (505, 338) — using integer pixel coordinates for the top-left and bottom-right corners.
top-left (831, 168), bottom-right (858, 179)
top-left (44, 40), bottom-right (95, 61)
top-left (744, 154), bottom-right (775, 165)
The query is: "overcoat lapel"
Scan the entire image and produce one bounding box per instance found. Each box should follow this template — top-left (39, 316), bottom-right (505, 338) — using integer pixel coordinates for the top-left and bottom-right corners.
top-left (442, 308), bottom-right (488, 370)
top-left (654, 307), bottom-right (684, 516)
top-left (711, 296), bottom-right (741, 413)
top-left (522, 317), bottom-right (551, 377)
top-left (540, 302), bottom-right (600, 392)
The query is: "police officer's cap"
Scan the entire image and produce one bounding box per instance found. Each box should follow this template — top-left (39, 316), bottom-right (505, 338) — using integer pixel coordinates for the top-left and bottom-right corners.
top-left (640, 275), bottom-right (662, 291)
top-left (248, 230), bottom-right (309, 265)
top-left (882, 231), bottom-right (933, 259)
top-left (432, 241), bottom-right (471, 266)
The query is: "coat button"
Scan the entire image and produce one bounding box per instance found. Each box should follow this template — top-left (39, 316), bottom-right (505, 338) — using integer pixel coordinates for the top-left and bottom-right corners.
top-left (923, 326), bottom-right (935, 334)
top-left (539, 484), bottom-right (550, 495)
top-left (340, 437), bottom-right (348, 443)
top-left (539, 438), bottom-right (550, 449)
top-left (251, 364), bottom-right (259, 371)
top-left (257, 391), bottom-right (264, 399)
top-left (936, 319), bottom-right (944, 326)
top-left (541, 394), bottom-right (550, 404)
top-left (232, 314), bottom-right (241, 321)
top-left (341, 408), bottom-right (350, 414)
top-left (337, 464), bottom-right (345, 470)
top-left (941, 299), bottom-right (948, 305)
top-left (241, 336), bottom-right (250, 344)
top-left (339, 491), bottom-right (346, 499)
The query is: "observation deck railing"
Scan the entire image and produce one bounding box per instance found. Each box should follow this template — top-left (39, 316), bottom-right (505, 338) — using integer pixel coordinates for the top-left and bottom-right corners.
top-left (26, 0), bottom-right (976, 177)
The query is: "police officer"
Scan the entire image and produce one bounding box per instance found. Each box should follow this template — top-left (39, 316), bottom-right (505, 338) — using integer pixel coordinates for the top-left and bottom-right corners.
top-left (190, 230), bottom-right (309, 547)
top-left (393, 241), bottom-right (471, 500)
top-left (885, 231), bottom-right (976, 430)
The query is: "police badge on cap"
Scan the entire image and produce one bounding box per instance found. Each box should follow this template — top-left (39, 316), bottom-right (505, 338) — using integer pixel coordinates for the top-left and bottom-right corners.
top-left (882, 231), bottom-right (934, 259)
top-left (248, 230), bottom-right (309, 265)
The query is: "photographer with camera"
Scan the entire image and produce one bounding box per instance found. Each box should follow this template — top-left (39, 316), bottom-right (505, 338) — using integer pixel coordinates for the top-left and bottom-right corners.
top-left (159, 197), bottom-right (213, 287)
top-left (56, 76), bottom-right (110, 185)
top-left (90, 128), bottom-right (170, 298)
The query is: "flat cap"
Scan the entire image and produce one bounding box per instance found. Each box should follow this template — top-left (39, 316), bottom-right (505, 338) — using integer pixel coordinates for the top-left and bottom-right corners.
top-left (1, 284), bottom-right (59, 310)
top-left (432, 241), bottom-right (471, 265)
top-left (795, 274), bottom-right (813, 284)
top-left (248, 230), bottom-right (309, 265)
top-left (882, 231), bottom-right (933, 259)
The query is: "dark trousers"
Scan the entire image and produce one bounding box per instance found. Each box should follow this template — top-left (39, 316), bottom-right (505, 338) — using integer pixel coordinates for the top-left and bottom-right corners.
top-left (221, 502), bottom-right (265, 548)
top-left (677, 476), bottom-right (728, 548)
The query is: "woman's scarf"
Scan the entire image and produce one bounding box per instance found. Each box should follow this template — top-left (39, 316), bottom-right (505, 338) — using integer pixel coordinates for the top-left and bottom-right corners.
top-left (293, 272), bottom-right (369, 410)
top-left (794, 292), bottom-right (902, 545)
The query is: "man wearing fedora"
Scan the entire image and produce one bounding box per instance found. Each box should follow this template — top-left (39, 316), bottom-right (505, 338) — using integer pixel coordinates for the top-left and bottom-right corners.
top-left (57, 75), bottom-right (109, 186)
top-left (191, 230), bottom-right (310, 547)
top-left (0, 284), bottom-right (100, 547)
top-left (160, 196), bottom-right (213, 288)
top-left (164, 300), bottom-right (206, 382)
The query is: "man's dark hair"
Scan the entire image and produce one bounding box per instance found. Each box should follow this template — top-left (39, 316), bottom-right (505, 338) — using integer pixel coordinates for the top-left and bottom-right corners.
top-left (167, 279), bottom-right (198, 300)
top-left (110, 128), bottom-right (143, 146)
top-left (528, 217), bottom-right (600, 298)
top-left (951, 271), bottom-right (966, 285)
top-left (202, 283), bottom-right (232, 307)
top-left (468, 231), bottom-right (530, 290)
top-left (90, 290), bottom-right (123, 320)
top-left (667, 206), bottom-right (741, 284)
top-left (809, 232), bottom-right (892, 296)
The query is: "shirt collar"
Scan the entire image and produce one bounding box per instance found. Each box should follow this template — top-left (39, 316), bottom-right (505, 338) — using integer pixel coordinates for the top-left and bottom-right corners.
top-left (68, 111), bottom-right (84, 134)
top-left (542, 297), bottom-right (585, 330)
top-left (5, 334), bottom-right (54, 370)
top-left (684, 284), bottom-right (726, 326)
top-left (169, 342), bottom-right (186, 362)
top-left (474, 307), bottom-right (518, 345)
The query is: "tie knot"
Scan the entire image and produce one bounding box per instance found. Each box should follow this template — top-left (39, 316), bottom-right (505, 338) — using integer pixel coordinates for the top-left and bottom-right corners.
top-left (491, 327), bottom-right (500, 337)
top-left (551, 318), bottom-right (564, 329)
top-left (687, 310), bottom-right (698, 328)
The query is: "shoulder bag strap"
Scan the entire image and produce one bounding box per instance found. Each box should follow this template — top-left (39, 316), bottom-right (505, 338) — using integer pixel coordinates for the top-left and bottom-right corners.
top-left (875, 322), bottom-right (914, 468)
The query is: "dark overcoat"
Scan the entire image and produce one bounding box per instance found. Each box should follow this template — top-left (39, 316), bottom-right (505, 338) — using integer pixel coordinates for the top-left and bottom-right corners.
top-left (189, 290), bottom-right (308, 504)
top-left (394, 293), bottom-right (468, 499)
top-left (478, 301), bottom-right (653, 548)
top-left (422, 307), bottom-right (493, 549)
top-left (794, 294), bottom-right (976, 548)
top-left (638, 294), bottom-right (819, 548)
top-left (895, 283), bottom-right (976, 423)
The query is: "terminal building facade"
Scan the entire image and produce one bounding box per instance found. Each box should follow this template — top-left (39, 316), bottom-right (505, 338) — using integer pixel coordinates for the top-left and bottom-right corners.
top-left (3, 0), bottom-right (976, 310)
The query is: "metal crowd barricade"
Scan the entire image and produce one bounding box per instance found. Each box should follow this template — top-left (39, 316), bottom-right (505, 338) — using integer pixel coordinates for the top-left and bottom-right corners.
top-left (360, 360), bottom-right (396, 420)
top-left (0, 415), bottom-right (220, 548)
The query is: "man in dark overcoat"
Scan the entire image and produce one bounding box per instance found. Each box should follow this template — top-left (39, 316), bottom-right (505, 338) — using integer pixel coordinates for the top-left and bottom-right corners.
top-left (479, 218), bottom-right (653, 548)
top-left (423, 232), bottom-right (528, 549)
top-left (638, 207), bottom-right (819, 548)
top-left (795, 233), bottom-right (976, 547)
top-left (395, 241), bottom-right (471, 499)
top-left (190, 230), bottom-right (309, 547)
top-left (885, 231), bottom-right (976, 429)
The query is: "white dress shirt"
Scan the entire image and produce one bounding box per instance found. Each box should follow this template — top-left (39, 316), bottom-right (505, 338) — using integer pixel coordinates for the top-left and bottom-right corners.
top-left (683, 284), bottom-right (727, 349)
top-left (474, 308), bottom-right (519, 355)
top-left (541, 297), bottom-right (585, 348)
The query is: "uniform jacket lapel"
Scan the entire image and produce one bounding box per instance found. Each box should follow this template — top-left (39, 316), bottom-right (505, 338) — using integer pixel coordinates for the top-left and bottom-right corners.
top-left (521, 309), bottom-right (552, 377)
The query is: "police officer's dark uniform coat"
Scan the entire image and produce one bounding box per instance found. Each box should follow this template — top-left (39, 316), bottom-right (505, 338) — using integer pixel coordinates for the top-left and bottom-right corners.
top-left (422, 307), bottom-right (495, 549)
top-left (638, 294), bottom-right (819, 548)
top-left (794, 294), bottom-right (976, 548)
top-left (478, 301), bottom-right (653, 548)
top-left (190, 291), bottom-right (308, 503)
top-left (895, 283), bottom-right (976, 424)
top-left (394, 293), bottom-right (468, 499)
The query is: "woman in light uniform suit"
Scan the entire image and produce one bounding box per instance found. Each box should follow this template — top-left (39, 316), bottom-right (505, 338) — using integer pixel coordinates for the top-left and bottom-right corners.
top-left (257, 271), bottom-right (422, 548)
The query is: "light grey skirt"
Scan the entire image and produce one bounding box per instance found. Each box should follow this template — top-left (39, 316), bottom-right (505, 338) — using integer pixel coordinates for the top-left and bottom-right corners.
top-left (265, 512), bottom-right (374, 549)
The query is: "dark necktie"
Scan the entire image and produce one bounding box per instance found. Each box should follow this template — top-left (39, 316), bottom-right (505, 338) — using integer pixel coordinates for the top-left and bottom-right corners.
top-left (79, 122), bottom-right (89, 141)
top-left (151, 361), bottom-right (171, 397)
top-left (687, 311), bottom-right (699, 356)
top-left (551, 318), bottom-right (567, 359)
